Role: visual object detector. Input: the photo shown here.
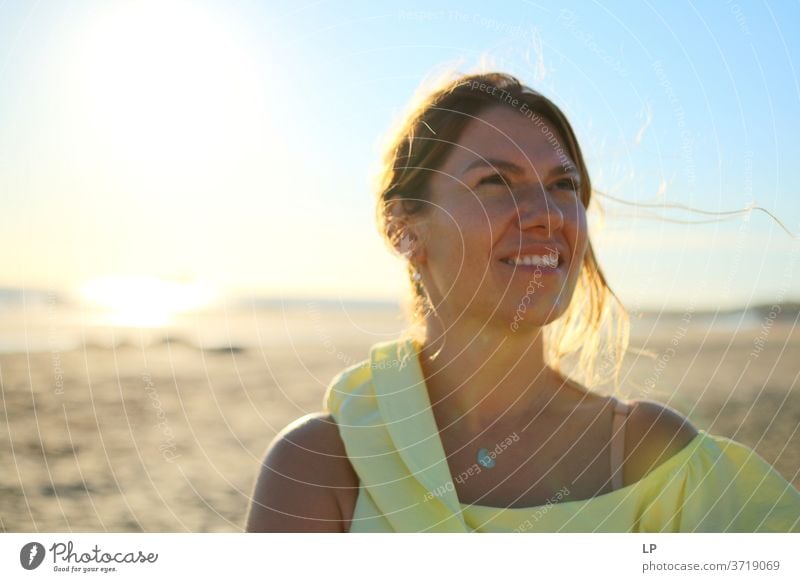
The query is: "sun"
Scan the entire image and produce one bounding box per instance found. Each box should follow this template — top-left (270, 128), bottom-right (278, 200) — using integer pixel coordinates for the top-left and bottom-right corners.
top-left (61, 0), bottom-right (264, 175)
top-left (80, 276), bottom-right (216, 327)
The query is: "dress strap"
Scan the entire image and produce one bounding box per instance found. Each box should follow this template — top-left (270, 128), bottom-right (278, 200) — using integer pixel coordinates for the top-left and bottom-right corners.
top-left (609, 397), bottom-right (631, 491)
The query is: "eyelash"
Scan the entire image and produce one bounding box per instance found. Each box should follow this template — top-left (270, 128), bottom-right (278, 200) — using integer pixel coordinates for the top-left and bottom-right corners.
top-left (478, 173), bottom-right (508, 186)
top-left (477, 174), bottom-right (580, 191)
top-left (553, 178), bottom-right (580, 191)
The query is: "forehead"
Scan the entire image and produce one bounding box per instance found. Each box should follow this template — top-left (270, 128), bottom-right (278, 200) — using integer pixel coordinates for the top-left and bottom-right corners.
top-left (445, 105), bottom-right (575, 173)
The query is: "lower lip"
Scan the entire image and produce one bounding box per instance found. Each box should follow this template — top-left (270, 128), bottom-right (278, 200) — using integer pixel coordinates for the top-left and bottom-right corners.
top-left (500, 261), bottom-right (563, 275)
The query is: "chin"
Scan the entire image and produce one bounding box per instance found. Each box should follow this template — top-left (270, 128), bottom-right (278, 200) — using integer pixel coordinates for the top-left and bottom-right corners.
top-left (449, 290), bottom-right (568, 330)
top-left (503, 298), bottom-right (567, 332)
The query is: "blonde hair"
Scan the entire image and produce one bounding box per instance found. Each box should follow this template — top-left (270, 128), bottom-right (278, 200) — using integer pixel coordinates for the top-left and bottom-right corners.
top-left (374, 70), bottom-right (630, 393)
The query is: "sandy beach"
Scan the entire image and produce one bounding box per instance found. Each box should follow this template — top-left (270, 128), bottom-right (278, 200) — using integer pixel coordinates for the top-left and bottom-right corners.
top-left (1, 305), bottom-right (798, 532)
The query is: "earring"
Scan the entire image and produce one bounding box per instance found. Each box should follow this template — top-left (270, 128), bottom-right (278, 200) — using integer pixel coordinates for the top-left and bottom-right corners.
top-left (412, 269), bottom-right (422, 282)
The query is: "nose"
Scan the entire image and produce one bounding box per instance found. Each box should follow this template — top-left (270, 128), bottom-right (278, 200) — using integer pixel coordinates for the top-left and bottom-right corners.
top-left (514, 184), bottom-right (564, 236)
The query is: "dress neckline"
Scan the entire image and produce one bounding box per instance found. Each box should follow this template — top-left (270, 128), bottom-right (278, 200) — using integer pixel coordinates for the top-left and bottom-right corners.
top-left (459, 430), bottom-right (708, 512)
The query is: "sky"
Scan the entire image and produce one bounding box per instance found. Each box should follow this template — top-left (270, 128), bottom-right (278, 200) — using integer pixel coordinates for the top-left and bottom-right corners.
top-left (1, 0), bottom-right (799, 312)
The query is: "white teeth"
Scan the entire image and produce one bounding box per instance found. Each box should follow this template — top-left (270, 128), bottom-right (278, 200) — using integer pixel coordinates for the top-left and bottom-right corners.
top-left (505, 254), bottom-right (558, 267)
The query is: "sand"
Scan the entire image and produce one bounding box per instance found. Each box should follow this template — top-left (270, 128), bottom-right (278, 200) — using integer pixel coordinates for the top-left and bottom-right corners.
top-left (1, 307), bottom-right (797, 532)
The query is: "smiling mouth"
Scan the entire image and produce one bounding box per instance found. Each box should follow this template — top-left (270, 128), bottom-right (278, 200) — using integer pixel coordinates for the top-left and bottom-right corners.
top-left (499, 253), bottom-right (565, 282)
top-left (500, 255), bottom-right (559, 268)
top-left (499, 246), bottom-right (563, 268)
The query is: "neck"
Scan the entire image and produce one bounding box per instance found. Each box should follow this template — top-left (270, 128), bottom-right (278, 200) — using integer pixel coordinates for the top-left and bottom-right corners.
top-left (418, 313), bottom-right (564, 436)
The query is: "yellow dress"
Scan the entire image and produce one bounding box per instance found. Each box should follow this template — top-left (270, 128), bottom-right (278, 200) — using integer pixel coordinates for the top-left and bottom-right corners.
top-left (323, 336), bottom-right (800, 532)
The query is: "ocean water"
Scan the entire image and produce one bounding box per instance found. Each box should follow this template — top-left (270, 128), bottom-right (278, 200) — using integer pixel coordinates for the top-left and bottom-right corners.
top-left (0, 291), bottom-right (407, 354)
top-left (0, 287), bottom-right (791, 355)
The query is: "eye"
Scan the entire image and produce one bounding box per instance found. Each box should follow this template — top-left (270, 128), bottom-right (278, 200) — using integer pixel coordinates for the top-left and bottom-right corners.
top-left (478, 173), bottom-right (508, 186)
top-left (552, 177), bottom-right (580, 191)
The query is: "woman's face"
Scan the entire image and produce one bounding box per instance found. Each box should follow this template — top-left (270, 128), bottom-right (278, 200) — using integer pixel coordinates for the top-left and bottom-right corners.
top-left (416, 104), bottom-right (589, 330)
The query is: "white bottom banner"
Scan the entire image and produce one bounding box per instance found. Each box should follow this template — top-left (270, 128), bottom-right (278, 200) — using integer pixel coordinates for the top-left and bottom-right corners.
top-left (1, 533), bottom-right (797, 581)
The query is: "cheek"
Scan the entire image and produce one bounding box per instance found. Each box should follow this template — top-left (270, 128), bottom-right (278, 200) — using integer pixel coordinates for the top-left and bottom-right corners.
top-left (566, 206), bottom-right (590, 270)
top-left (574, 208), bottom-right (589, 251)
top-left (430, 200), bottom-right (496, 261)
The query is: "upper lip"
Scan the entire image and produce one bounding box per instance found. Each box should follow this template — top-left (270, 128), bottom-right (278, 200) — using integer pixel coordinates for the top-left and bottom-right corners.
top-left (498, 244), bottom-right (567, 265)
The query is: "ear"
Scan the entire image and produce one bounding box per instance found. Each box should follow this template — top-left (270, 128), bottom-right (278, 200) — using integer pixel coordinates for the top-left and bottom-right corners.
top-left (387, 218), bottom-right (415, 258)
top-left (386, 199), bottom-right (428, 263)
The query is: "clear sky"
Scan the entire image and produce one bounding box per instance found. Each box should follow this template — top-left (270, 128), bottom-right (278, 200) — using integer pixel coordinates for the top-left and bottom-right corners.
top-left (1, 0), bottom-right (799, 312)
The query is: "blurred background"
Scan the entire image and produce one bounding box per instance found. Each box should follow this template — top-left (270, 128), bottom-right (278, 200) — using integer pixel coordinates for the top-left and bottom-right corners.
top-left (1, 0), bottom-right (798, 532)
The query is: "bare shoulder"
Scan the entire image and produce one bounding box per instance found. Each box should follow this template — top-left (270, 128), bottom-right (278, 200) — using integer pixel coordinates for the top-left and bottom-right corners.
top-left (245, 412), bottom-right (359, 532)
top-left (623, 399), bottom-right (700, 483)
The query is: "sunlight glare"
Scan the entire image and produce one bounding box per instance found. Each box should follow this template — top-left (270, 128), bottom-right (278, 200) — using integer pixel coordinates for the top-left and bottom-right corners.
top-left (63, 0), bottom-right (265, 176)
top-left (80, 276), bottom-right (216, 327)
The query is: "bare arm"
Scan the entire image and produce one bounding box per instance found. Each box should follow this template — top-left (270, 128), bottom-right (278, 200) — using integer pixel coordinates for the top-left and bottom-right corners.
top-left (625, 399), bottom-right (699, 483)
top-left (245, 412), bottom-right (358, 532)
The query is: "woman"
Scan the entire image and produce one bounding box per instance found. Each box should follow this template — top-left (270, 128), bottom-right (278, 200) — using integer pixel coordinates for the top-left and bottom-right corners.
top-left (246, 71), bottom-right (800, 532)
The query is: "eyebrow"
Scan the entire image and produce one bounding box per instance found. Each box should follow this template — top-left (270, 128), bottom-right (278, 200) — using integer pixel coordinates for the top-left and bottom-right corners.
top-left (463, 158), bottom-right (579, 179)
